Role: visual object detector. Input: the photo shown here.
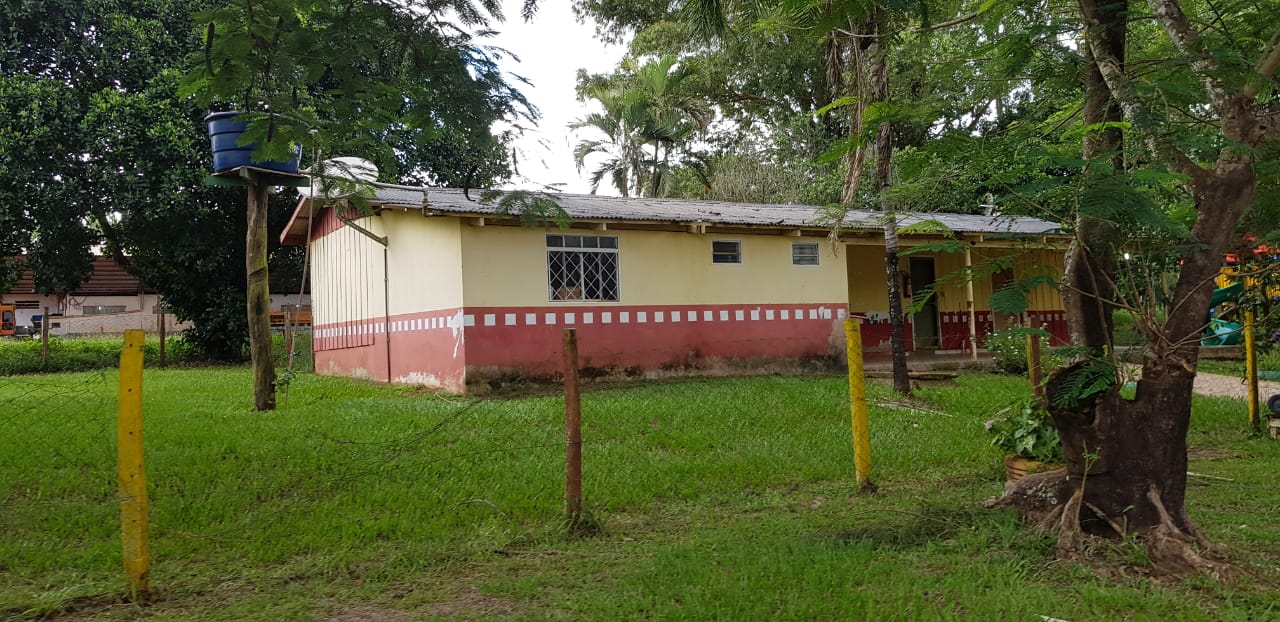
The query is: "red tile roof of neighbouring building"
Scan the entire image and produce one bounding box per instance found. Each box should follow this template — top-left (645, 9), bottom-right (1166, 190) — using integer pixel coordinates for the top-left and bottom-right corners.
top-left (5, 256), bottom-right (148, 296)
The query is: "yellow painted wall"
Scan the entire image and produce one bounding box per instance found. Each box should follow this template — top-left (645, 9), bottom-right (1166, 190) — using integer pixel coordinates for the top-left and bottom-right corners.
top-left (311, 210), bottom-right (466, 326)
top-left (846, 243), bottom-right (1065, 313)
top-left (845, 245), bottom-right (897, 311)
top-left (1015, 248), bottom-right (1065, 311)
top-left (459, 225), bottom-right (849, 306)
top-left (383, 210), bottom-right (464, 315)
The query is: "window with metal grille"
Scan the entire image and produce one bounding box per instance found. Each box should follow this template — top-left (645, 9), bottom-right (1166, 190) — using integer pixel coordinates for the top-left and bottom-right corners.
top-left (547, 235), bottom-right (620, 301)
top-left (712, 240), bottom-right (741, 264)
top-left (14, 300), bottom-right (39, 309)
top-left (792, 242), bottom-right (819, 265)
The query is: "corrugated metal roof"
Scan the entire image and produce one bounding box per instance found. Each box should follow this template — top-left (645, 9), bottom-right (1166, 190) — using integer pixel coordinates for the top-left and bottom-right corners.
top-left (364, 187), bottom-right (1063, 236)
top-left (5, 256), bottom-right (148, 296)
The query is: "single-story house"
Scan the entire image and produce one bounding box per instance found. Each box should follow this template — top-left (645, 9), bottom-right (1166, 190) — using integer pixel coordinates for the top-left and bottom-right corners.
top-left (281, 188), bottom-right (1069, 393)
top-left (1, 256), bottom-right (169, 334)
top-left (2, 256), bottom-right (309, 335)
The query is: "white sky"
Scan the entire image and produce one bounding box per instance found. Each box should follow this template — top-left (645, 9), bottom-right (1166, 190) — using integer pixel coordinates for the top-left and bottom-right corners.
top-left (486, 1), bottom-right (625, 195)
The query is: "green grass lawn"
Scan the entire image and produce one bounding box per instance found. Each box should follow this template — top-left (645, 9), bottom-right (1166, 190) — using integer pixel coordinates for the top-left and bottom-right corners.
top-left (2, 369), bottom-right (1278, 621)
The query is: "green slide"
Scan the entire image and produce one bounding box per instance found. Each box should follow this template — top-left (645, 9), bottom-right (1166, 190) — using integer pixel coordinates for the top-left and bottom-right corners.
top-left (1202, 281), bottom-right (1244, 346)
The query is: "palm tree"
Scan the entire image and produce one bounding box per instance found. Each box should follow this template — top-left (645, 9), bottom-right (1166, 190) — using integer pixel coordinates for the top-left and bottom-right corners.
top-left (572, 56), bottom-right (712, 197)
top-left (629, 56), bottom-right (712, 196)
top-left (571, 91), bottom-right (647, 196)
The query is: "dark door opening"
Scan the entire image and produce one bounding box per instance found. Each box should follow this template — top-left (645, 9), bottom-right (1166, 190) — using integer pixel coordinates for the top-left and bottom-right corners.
top-left (909, 258), bottom-right (939, 349)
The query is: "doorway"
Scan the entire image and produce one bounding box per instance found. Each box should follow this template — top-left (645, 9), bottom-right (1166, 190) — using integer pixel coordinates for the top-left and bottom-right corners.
top-left (909, 257), bottom-right (939, 349)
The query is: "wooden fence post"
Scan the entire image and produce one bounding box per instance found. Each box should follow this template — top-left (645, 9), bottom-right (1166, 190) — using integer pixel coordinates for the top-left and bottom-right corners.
top-left (1245, 310), bottom-right (1260, 429)
top-left (156, 302), bottom-right (166, 368)
top-left (844, 318), bottom-right (873, 491)
top-left (117, 329), bottom-right (150, 600)
top-left (1027, 331), bottom-right (1044, 398)
top-left (563, 329), bottom-right (583, 525)
top-left (41, 305), bottom-right (49, 366)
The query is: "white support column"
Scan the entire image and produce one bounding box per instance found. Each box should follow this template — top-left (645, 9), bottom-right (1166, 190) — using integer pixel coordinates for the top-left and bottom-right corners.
top-left (965, 245), bottom-right (979, 361)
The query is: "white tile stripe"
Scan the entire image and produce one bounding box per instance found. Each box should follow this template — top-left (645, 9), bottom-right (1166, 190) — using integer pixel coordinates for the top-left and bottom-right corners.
top-left (313, 306), bottom-right (1068, 339)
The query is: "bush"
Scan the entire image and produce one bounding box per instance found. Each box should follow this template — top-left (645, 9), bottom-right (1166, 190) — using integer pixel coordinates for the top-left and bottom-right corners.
top-left (0, 334), bottom-right (226, 374)
top-left (273, 329), bottom-right (313, 373)
top-left (0, 330), bottom-right (312, 375)
top-left (983, 325), bottom-right (1063, 375)
top-left (988, 398), bottom-right (1063, 462)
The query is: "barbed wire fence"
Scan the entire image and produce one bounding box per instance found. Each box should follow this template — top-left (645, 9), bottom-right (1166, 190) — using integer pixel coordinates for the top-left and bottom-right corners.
top-left (2, 328), bottom-right (876, 612)
top-left (0, 371), bottom-right (121, 605)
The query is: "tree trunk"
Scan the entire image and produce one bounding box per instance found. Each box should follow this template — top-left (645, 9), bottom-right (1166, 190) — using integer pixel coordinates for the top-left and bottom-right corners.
top-left (1045, 167), bottom-right (1254, 570)
top-left (838, 13), bottom-right (909, 395)
top-left (247, 183), bottom-right (276, 411)
top-left (870, 29), bottom-right (910, 397)
top-left (651, 140), bottom-right (662, 198)
top-left (1061, 0), bottom-right (1126, 351)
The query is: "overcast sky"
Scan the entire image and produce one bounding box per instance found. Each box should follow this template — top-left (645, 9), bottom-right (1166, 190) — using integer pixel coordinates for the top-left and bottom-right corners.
top-left (486, 1), bottom-right (625, 195)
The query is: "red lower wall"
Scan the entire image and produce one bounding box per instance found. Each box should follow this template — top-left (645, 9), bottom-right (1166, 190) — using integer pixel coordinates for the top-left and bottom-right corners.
top-left (314, 304), bottom-right (1070, 393)
top-left (938, 310), bottom-right (1070, 350)
top-left (314, 309), bottom-right (467, 392)
top-left (462, 303), bottom-right (853, 376)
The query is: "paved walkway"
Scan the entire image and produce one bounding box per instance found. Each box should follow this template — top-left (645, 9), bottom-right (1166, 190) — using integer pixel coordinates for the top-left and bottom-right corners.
top-left (865, 350), bottom-right (1275, 402)
top-left (1189, 371), bottom-right (1280, 402)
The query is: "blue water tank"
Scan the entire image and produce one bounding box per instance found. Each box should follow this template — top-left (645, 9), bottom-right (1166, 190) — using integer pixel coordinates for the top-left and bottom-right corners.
top-left (204, 111), bottom-right (301, 174)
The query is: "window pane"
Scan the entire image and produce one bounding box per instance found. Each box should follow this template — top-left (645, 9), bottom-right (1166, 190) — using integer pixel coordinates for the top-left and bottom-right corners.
top-left (548, 248), bottom-right (619, 302)
top-left (793, 243), bottom-right (819, 265)
top-left (582, 236), bottom-right (599, 249)
top-left (565, 236), bottom-right (582, 248)
top-left (598, 237), bottom-right (618, 249)
top-left (712, 240), bottom-right (741, 264)
top-left (546, 234), bottom-right (563, 247)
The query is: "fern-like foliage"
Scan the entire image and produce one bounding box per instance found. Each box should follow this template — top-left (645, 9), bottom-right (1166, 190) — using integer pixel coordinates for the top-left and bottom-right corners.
top-left (1052, 360), bottom-right (1117, 410)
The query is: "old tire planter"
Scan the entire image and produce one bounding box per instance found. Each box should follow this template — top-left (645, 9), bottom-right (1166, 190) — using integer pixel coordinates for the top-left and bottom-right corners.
top-left (1003, 454), bottom-right (1064, 481)
top-left (205, 111), bottom-right (301, 174)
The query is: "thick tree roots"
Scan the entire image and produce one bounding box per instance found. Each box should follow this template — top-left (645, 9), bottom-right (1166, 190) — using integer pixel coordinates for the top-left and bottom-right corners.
top-left (986, 470), bottom-right (1233, 578)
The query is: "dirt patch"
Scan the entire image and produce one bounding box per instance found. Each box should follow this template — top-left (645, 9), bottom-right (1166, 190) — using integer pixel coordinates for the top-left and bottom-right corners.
top-left (321, 604), bottom-right (412, 622)
top-left (465, 355), bottom-right (845, 398)
top-left (1187, 447), bottom-right (1240, 461)
top-left (422, 586), bottom-right (518, 618)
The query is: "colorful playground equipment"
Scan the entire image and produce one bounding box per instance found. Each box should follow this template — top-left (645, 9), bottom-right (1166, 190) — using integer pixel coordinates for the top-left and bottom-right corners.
top-left (1202, 279), bottom-right (1244, 347)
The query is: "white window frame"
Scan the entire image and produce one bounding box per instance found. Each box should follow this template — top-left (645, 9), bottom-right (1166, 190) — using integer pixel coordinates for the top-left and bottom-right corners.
top-left (712, 239), bottom-right (742, 264)
top-left (792, 242), bottom-right (820, 266)
top-left (546, 234), bottom-right (621, 302)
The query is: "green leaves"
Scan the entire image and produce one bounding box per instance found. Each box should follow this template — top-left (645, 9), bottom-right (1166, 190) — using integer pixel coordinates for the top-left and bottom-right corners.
top-left (990, 274), bottom-right (1058, 316)
top-left (989, 399), bottom-right (1063, 463)
top-left (187, 0), bottom-right (532, 179)
top-left (480, 189), bottom-right (572, 228)
top-left (1051, 360), bottom-right (1117, 410)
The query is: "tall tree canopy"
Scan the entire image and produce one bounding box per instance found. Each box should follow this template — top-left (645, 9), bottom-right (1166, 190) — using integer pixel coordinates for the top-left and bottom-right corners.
top-left (0, 0), bottom-right (535, 358)
top-left (576, 0), bottom-right (1280, 571)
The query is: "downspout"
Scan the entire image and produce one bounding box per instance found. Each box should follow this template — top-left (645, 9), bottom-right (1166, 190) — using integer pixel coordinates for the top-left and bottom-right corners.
top-left (336, 210), bottom-right (392, 383)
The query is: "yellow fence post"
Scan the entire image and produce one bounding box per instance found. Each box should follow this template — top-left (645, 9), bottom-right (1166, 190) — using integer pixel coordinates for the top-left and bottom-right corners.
top-left (1245, 310), bottom-right (1260, 430)
top-left (844, 318), bottom-right (873, 491)
top-left (117, 329), bottom-right (150, 600)
top-left (1026, 332), bottom-right (1044, 398)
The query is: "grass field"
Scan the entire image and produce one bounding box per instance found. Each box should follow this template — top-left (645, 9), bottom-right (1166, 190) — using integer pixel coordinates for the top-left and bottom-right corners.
top-left (2, 368), bottom-right (1278, 621)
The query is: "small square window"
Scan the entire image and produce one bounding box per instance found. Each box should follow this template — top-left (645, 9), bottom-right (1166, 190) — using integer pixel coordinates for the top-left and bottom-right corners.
top-left (792, 242), bottom-right (819, 265)
top-left (712, 240), bottom-right (741, 264)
